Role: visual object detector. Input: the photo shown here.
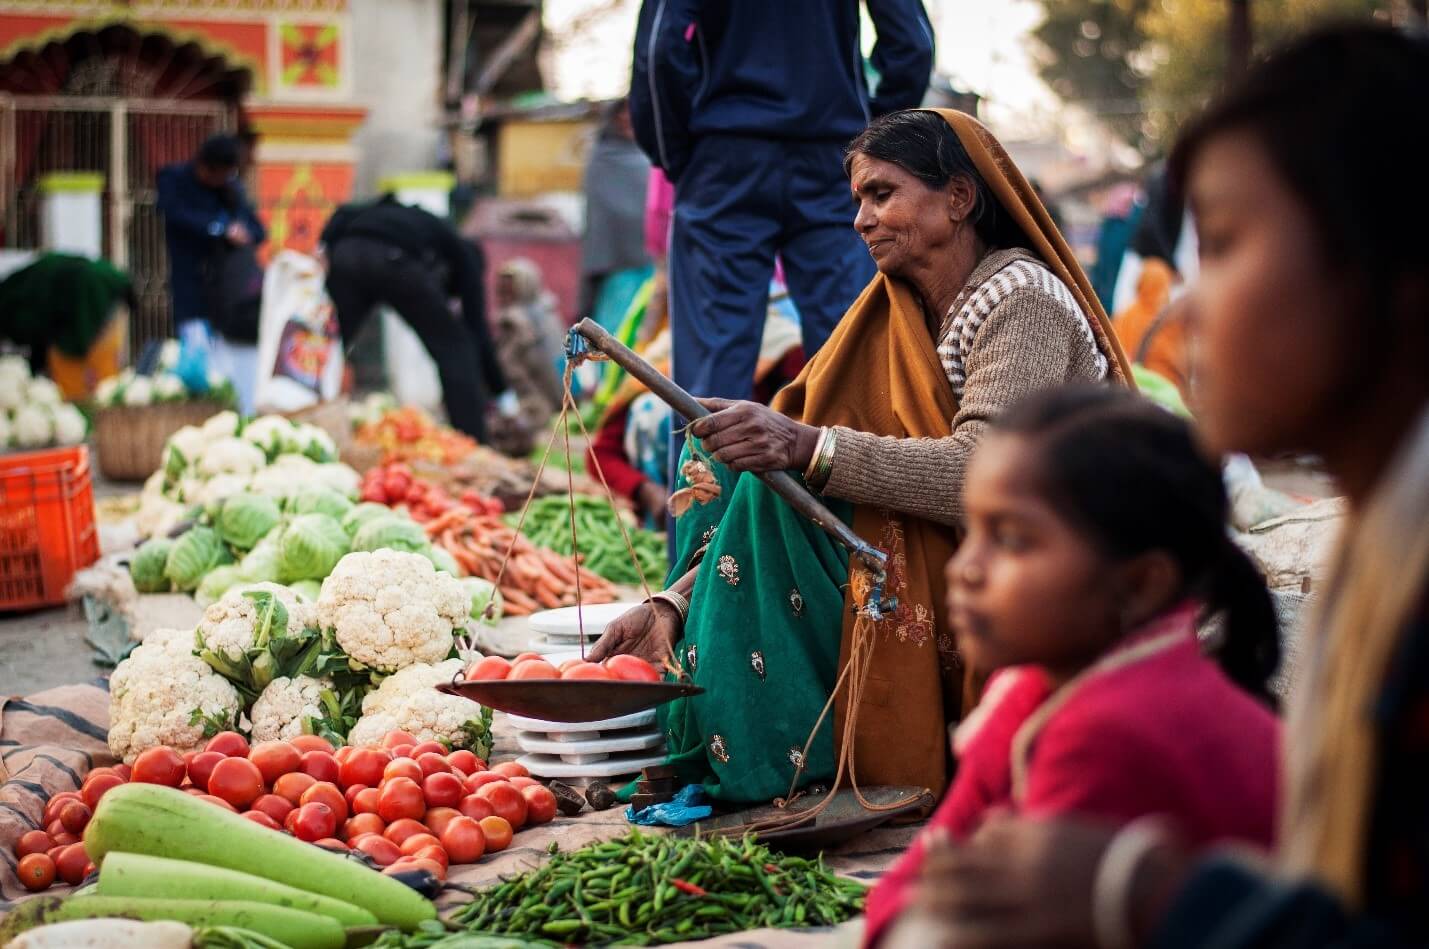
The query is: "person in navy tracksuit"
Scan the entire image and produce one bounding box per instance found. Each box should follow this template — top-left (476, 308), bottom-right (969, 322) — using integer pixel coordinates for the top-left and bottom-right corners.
top-left (630, 0), bottom-right (934, 412)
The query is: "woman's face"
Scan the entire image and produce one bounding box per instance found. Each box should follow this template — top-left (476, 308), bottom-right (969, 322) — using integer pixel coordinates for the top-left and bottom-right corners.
top-left (848, 154), bottom-right (958, 279)
top-left (1185, 131), bottom-right (1356, 458)
top-left (946, 433), bottom-right (1123, 681)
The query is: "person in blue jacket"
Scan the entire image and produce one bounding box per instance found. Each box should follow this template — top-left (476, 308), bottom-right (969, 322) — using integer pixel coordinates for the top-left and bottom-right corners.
top-left (157, 134), bottom-right (266, 346)
top-left (630, 0), bottom-right (934, 411)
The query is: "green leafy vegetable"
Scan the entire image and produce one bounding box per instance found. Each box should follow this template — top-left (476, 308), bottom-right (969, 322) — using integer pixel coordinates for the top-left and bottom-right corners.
top-left (350, 516), bottom-right (430, 555)
top-left (129, 538), bottom-right (174, 593)
top-left (163, 526), bottom-right (232, 592)
top-left (277, 514), bottom-right (349, 582)
top-left (216, 493), bottom-right (282, 551)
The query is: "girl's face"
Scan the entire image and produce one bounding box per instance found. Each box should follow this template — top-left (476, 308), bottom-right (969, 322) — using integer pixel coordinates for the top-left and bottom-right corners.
top-left (1185, 131), bottom-right (1357, 458)
top-left (946, 434), bottom-right (1125, 682)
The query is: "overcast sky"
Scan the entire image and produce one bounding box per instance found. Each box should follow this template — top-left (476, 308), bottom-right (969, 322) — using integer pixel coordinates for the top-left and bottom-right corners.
top-left (542, 0), bottom-right (1059, 133)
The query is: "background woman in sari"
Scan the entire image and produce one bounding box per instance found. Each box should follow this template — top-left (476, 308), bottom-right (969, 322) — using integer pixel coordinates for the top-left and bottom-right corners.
top-left (591, 109), bottom-right (1130, 802)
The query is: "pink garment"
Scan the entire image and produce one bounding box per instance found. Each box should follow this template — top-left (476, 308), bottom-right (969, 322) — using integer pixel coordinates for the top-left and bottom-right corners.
top-left (862, 605), bottom-right (1281, 947)
top-left (644, 168), bottom-right (675, 261)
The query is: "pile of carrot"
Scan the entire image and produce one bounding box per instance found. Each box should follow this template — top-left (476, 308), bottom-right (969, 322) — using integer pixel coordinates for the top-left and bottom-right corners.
top-left (422, 509), bottom-right (619, 616)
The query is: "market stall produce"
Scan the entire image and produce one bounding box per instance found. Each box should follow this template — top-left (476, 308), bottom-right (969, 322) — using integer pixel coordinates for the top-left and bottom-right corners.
top-left (0, 356), bottom-right (88, 450)
top-left (512, 494), bottom-right (667, 587)
top-left (352, 406), bottom-right (476, 466)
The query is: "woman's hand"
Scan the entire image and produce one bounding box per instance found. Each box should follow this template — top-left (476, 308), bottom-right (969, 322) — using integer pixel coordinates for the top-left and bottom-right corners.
top-left (690, 398), bottom-right (821, 473)
top-left (636, 481), bottom-right (670, 520)
top-left (587, 600), bottom-right (681, 665)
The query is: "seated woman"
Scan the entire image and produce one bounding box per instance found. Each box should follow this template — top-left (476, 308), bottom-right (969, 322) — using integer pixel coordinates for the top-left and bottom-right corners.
top-left (591, 108), bottom-right (1131, 802)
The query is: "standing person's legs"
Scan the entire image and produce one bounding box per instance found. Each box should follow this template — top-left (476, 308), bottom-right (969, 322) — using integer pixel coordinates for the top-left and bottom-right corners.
top-left (779, 140), bottom-right (876, 358)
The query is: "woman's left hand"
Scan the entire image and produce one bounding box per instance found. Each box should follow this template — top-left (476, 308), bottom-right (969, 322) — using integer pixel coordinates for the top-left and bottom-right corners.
top-left (690, 398), bottom-right (821, 473)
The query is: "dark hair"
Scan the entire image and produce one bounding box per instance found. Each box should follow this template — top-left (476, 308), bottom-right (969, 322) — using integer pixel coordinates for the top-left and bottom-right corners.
top-left (1169, 24), bottom-right (1429, 326)
top-left (845, 110), bottom-right (1029, 250)
top-left (196, 134), bottom-right (241, 170)
top-left (994, 385), bottom-right (1280, 705)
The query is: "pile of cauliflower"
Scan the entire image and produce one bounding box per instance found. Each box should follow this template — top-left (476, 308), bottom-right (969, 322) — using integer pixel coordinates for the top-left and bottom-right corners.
top-left (93, 339), bottom-right (237, 410)
top-left (110, 549), bottom-right (494, 760)
top-left (0, 355), bottom-right (88, 450)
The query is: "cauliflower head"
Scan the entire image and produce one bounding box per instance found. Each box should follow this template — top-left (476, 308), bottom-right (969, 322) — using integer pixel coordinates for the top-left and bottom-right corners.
top-left (167, 425), bottom-right (208, 467)
top-left (317, 550), bottom-right (468, 673)
top-left (201, 410), bottom-right (241, 441)
top-left (93, 374), bottom-right (123, 406)
top-left (12, 404), bottom-right (52, 447)
top-left (197, 437), bottom-right (266, 478)
top-left (360, 658), bottom-right (465, 717)
top-left (108, 627), bottom-right (243, 764)
top-left (196, 581), bottom-right (313, 659)
top-left (250, 675), bottom-right (333, 742)
top-left (122, 375), bottom-right (154, 406)
top-left (26, 376), bottom-right (63, 405)
top-left (153, 372), bottom-right (187, 402)
top-left (347, 689), bottom-right (492, 754)
top-left (51, 403), bottom-right (87, 445)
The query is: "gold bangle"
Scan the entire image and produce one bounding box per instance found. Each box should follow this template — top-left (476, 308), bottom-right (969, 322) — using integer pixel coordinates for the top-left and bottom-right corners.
top-left (808, 427), bottom-right (838, 491)
top-left (649, 590), bottom-right (690, 625)
top-left (803, 427), bottom-right (830, 482)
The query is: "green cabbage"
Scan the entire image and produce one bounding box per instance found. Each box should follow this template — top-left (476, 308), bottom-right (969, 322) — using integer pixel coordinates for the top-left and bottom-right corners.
top-left (288, 579), bottom-right (322, 602)
top-left (163, 526), bottom-right (233, 592)
top-left (239, 534), bottom-right (283, 584)
top-left (285, 484), bottom-right (354, 521)
top-left (462, 577), bottom-right (503, 626)
top-left (277, 513), bottom-right (349, 582)
top-left (425, 544), bottom-right (462, 577)
top-left (351, 515), bottom-right (430, 554)
top-left (340, 502), bottom-right (392, 537)
top-left (196, 565), bottom-right (246, 608)
top-left (130, 538), bottom-right (174, 593)
top-left (217, 493), bottom-right (282, 551)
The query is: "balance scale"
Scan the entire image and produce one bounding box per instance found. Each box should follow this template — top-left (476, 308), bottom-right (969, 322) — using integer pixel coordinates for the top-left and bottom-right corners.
top-left (511, 602), bottom-right (667, 784)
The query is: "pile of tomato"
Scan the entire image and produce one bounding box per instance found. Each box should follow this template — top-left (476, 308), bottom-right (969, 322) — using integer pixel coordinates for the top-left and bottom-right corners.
top-left (467, 653), bottom-right (662, 682)
top-left (359, 462), bottom-right (504, 523)
top-left (12, 731), bottom-right (556, 893)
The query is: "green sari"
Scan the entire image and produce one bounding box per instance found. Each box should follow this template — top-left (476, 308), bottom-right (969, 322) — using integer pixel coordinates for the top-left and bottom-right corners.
top-left (658, 444), bottom-right (853, 803)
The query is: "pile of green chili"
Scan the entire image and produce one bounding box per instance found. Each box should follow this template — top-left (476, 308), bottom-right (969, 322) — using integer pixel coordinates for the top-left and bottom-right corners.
top-left (512, 495), bottom-right (668, 587)
top-left (378, 830), bottom-right (867, 947)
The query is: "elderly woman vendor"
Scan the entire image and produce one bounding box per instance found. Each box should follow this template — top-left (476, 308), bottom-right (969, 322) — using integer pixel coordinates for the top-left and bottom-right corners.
top-left (590, 109), bottom-right (1130, 803)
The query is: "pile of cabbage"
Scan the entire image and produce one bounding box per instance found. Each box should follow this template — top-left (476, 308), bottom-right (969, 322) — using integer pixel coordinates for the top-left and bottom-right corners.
top-left (0, 355), bottom-right (89, 450)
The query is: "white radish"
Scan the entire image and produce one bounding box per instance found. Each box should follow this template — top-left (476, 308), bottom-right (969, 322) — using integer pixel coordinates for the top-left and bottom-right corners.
top-left (5, 919), bottom-right (193, 948)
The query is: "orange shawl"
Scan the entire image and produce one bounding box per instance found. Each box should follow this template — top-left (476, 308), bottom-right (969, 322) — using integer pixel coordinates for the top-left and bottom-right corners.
top-left (771, 109), bottom-right (1130, 793)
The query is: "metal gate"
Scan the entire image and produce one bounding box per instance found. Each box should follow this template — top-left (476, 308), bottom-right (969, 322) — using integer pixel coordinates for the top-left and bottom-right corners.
top-left (0, 93), bottom-right (232, 352)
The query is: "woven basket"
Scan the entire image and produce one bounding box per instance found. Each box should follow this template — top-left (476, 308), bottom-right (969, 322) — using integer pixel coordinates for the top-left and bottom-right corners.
top-left (93, 402), bottom-right (230, 482)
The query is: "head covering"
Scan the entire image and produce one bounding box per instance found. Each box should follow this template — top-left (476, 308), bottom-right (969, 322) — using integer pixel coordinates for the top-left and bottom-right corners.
top-left (770, 109), bottom-right (1130, 792)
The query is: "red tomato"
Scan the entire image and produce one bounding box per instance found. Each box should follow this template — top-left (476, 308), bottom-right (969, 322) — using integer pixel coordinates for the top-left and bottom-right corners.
top-left (42, 792), bottom-right (81, 825)
top-left (400, 856), bottom-right (447, 881)
top-left (343, 813), bottom-right (386, 841)
top-left (340, 748), bottom-right (391, 789)
top-left (185, 751), bottom-right (226, 792)
top-left (56, 844), bottom-right (89, 885)
top-left (289, 735), bottom-right (335, 755)
top-left (251, 794), bottom-right (294, 824)
top-left (292, 802), bottom-right (337, 842)
top-left (383, 758), bottom-right (424, 784)
top-left (44, 819), bottom-right (65, 841)
top-left (352, 833), bottom-right (402, 867)
top-left (131, 747), bottom-right (185, 787)
top-left (381, 731), bottom-right (420, 750)
top-left (45, 845), bottom-right (66, 865)
top-left (446, 750), bottom-right (481, 775)
top-left (49, 831), bottom-right (79, 848)
top-left (388, 744), bottom-right (415, 760)
top-left (512, 652), bottom-right (543, 664)
top-left (422, 772), bottom-right (465, 809)
top-left (81, 774), bottom-right (124, 810)
top-left (15, 830), bottom-right (52, 859)
top-left (423, 806), bottom-right (461, 838)
top-left (84, 766), bottom-right (123, 783)
top-left (242, 810), bottom-right (282, 830)
top-left (352, 787), bottom-right (381, 815)
top-left (464, 772), bottom-right (508, 794)
top-left (604, 654), bottom-right (662, 683)
top-left (204, 731), bottom-right (250, 758)
top-left (271, 771), bottom-right (317, 806)
top-left (457, 794), bottom-right (495, 822)
top-left (398, 833), bottom-right (441, 857)
top-left (299, 751), bottom-right (340, 785)
top-left (382, 818), bottom-right (429, 846)
top-left (415, 753), bottom-right (451, 779)
top-left (409, 741), bottom-right (446, 758)
top-left (478, 816), bottom-right (513, 853)
top-left (334, 745), bottom-right (356, 765)
top-left (557, 658), bottom-right (587, 674)
top-left (18, 853), bottom-right (56, 892)
top-left (491, 762), bottom-right (530, 780)
top-left (507, 776), bottom-right (541, 790)
top-left (57, 800), bottom-right (91, 835)
top-left (475, 782), bottom-right (528, 829)
top-left (464, 656), bottom-right (510, 681)
top-left (360, 483), bottom-right (387, 504)
top-left (384, 471), bottom-right (411, 500)
top-left (378, 778), bottom-right (426, 823)
top-left (343, 783), bottom-right (369, 810)
top-left (413, 844), bottom-right (449, 870)
top-left (249, 742), bottom-right (302, 786)
top-left (196, 794), bottom-right (238, 812)
top-left (300, 782), bottom-right (349, 823)
top-left (509, 659), bottom-right (559, 681)
top-left (207, 757), bottom-right (264, 810)
top-left (561, 661), bottom-right (615, 681)
top-left (440, 815), bottom-right (486, 863)
top-left (314, 838), bottom-right (349, 852)
top-left (522, 785), bottom-right (558, 826)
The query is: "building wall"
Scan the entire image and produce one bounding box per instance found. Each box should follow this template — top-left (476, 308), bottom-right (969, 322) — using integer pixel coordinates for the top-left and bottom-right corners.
top-left (348, 0), bottom-right (444, 197)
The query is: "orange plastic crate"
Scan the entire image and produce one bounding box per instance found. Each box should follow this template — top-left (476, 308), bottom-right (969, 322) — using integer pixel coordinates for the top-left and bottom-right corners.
top-left (0, 446), bottom-right (100, 611)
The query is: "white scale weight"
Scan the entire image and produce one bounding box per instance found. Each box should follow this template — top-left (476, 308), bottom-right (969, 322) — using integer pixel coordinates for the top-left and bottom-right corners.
top-left (525, 601), bottom-right (640, 654)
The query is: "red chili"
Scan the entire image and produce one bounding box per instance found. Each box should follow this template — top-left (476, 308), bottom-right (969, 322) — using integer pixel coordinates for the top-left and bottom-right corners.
top-left (671, 878), bottom-right (707, 897)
